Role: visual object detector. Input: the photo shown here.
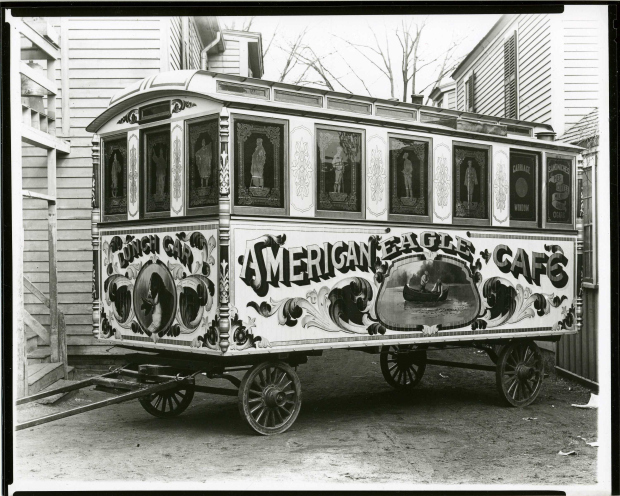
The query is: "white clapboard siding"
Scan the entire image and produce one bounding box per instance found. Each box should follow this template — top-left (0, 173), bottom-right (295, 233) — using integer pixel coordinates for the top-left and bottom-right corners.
top-left (22, 16), bottom-right (165, 353)
top-left (562, 17), bottom-right (600, 131)
top-left (169, 16), bottom-right (182, 70)
top-left (209, 38), bottom-right (240, 74)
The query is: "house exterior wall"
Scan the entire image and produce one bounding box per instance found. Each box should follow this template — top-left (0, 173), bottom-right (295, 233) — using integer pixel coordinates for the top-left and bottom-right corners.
top-left (21, 16), bottom-right (197, 360)
top-left (208, 35), bottom-right (241, 74)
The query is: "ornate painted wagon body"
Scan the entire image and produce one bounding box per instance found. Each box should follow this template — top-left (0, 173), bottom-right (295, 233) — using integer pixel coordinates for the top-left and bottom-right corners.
top-left (19, 70), bottom-right (584, 434)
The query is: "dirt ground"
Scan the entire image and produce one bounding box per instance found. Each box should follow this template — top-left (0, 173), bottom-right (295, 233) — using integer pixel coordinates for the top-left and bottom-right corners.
top-left (13, 348), bottom-right (598, 488)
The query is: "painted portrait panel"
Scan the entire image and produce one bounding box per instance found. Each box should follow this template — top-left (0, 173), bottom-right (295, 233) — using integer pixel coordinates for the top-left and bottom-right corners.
top-left (453, 145), bottom-right (488, 220)
top-left (103, 137), bottom-right (127, 217)
top-left (510, 151), bottom-right (538, 223)
top-left (546, 156), bottom-right (572, 224)
top-left (188, 119), bottom-right (219, 209)
top-left (316, 128), bottom-right (362, 212)
top-left (234, 119), bottom-right (285, 209)
top-left (132, 261), bottom-right (177, 335)
top-left (144, 128), bottom-right (171, 215)
top-left (389, 137), bottom-right (428, 216)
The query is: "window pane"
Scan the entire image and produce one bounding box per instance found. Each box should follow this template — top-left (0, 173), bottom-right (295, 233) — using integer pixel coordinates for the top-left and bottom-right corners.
top-left (316, 128), bottom-right (362, 212)
top-left (453, 145), bottom-right (488, 220)
top-left (103, 137), bottom-right (127, 217)
top-left (144, 128), bottom-right (171, 215)
top-left (389, 137), bottom-right (428, 216)
top-left (234, 119), bottom-right (285, 209)
top-left (546, 156), bottom-right (572, 224)
top-left (188, 119), bottom-right (219, 209)
top-left (510, 151), bottom-right (537, 222)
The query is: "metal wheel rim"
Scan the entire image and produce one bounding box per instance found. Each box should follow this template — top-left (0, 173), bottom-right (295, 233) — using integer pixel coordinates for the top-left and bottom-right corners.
top-left (240, 362), bottom-right (301, 435)
top-left (380, 345), bottom-right (426, 389)
top-left (497, 341), bottom-right (544, 407)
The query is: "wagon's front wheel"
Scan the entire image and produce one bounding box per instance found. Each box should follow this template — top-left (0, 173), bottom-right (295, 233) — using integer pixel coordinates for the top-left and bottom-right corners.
top-left (238, 361), bottom-right (302, 435)
top-left (139, 386), bottom-right (195, 418)
top-left (380, 345), bottom-right (427, 390)
top-left (496, 340), bottom-right (544, 407)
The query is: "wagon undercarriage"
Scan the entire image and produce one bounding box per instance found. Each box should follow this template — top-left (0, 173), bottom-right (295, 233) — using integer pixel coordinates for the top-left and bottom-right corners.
top-left (16, 337), bottom-right (551, 435)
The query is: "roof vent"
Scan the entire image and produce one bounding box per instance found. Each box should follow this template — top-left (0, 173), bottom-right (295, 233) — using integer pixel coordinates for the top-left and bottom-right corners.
top-left (410, 94), bottom-right (423, 104)
top-left (535, 131), bottom-right (556, 142)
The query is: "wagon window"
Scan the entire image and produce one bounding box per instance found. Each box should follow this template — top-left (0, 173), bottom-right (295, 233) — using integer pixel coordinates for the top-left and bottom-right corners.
top-left (187, 117), bottom-right (219, 212)
top-left (102, 135), bottom-right (128, 221)
top-left (545, 155), bottom-right (573, 225)
top-left (233, 117), bottom-right (286, 212)
top-left (453, 144), bottom-right (489, 224)
top-left (388, 136), bottom-right (431, 220)
top-left (142, 125), bottom-right (171, 218)
top-left (316, 126), bottom-right (363, 217)
top-left (509, 150), bottom-right (539, 226)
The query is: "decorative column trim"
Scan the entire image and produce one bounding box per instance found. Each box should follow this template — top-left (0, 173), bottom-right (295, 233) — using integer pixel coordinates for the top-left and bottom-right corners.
top-left (91, 134), bottom-right (101, 338)
top-left (218, 107), bottom-right (231, 353)
top-left (575, 154), bottom-right (584, 333)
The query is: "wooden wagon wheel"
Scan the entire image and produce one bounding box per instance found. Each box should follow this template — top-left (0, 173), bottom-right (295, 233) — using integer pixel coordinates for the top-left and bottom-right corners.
top-left (139, 386), bottom-right (195, 418)
top-left (380, 345), bottom-right (427, 390)
top-left (238, 361), bottom-right (302, 435)
top-left (496, 340), bottom-right (544, 407)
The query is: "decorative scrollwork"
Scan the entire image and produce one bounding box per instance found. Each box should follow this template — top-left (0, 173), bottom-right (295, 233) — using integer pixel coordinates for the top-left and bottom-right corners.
top-left (171, 99), bottom-right (197, 114)
top-left (117, 109), bottom-right (138, 125)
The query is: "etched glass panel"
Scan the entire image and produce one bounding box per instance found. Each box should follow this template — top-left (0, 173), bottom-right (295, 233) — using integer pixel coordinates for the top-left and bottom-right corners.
top-left (316, 128), bottom-right (362, 213)
top-left (509, 151), bottom-right (537, 222)
top-left (546, 156), bottom-right (572, 224)
top-left (234, 119), bottom-right (285, 209)
top-left (103, 137), bottom-right (127, 217)
top-left (188, 119), bottom-right (219, 209)
top-left (389, 137), bottom-right (428, 216)
top-left (453, 145), bottom-right (488, 220)
top-left (144, 128), bottom-right (170, 215)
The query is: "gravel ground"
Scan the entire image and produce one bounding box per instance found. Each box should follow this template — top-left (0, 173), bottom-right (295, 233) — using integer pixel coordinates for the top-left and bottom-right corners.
top-left (13, 348), bottom-right (598, 488)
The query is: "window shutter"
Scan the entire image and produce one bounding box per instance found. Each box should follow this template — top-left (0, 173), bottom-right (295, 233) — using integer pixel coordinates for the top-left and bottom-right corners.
top-left (503, 32), bottom-right (517, 119)
top-left (468, 73), bottom-right (476, 112)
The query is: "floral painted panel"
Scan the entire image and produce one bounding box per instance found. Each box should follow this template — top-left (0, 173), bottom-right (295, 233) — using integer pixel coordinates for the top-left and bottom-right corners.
top-left (316, 128), bottom-right (362, 212)
top-left (546, 156), bottom-right (572, 224)
top-left (188, 119), bottom-right (219, 209)
top-left (234, 120), bottom-right (285, 209)
top-left (389, 137), bottom-right (428, 216)
top-left (103, 137), bottom-right (127, 217)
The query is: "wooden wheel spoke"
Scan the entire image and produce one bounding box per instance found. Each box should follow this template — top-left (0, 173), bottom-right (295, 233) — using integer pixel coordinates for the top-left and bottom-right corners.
top-left (154, 394), bottom-right (163, 410)
top-left (171, 393), bottom-right (181, 407)
top-left (248, 397), bottom-right (262, 404)
top-left (278, 405), bottom-right (291, 417)
top-left (250, 402), bottom-right (264, 414)
top-left (406, 368), bottom-right (415, 384)
top-left (274, 407), bottom-right (284, 425)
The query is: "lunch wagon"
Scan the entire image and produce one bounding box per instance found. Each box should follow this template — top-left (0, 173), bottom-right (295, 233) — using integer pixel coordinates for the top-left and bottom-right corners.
top-left (17, 70), bottom-right (583, 435)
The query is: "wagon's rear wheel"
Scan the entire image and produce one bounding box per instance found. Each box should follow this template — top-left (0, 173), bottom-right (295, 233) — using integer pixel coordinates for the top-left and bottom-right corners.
top-left (238, 361), bottom-right (302, 435)
top-left (496, 340), bottom-right (544, 407)
top-left (380, 345), bottom-right (427, 390)
top-left (139, 386), bottom-right (195, 418)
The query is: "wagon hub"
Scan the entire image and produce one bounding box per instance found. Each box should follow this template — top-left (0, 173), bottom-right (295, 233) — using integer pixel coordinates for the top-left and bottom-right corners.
top-left (263, 385), bottom-right (286, 408)
top-left (516, 364), bottom-right (536, 381)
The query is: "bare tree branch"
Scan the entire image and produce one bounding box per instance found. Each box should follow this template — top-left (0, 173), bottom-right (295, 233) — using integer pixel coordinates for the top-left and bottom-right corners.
top-left (262, 23), bottom-right (280, 58)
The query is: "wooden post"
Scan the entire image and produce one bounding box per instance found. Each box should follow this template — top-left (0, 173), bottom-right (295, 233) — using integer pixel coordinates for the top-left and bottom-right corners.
top-left (9, 15), bottom-right (28, 398)
top-left (91, 134), bottom-right (100, 338)
top-left (218, 107), bottom-right (231, 353)
top-left (47, 149), bottom-right (59, 363)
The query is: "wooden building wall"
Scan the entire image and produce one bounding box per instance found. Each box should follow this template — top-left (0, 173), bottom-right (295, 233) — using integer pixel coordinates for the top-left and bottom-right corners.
top-left (208, 35), bottom-right (240, 74)
top-left (22, 17), bottom-right (167, 360)
top-left (455, 13), bottom-right (552, 125)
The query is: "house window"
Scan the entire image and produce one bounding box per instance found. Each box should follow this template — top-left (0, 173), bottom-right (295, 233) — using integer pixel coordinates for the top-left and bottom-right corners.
top-left (509, 150), bottom-right (539, 226)
top-left (504, 31), bottom-right (518, 119)
top-left (233, 115), bottom-right (287, 214)
top-left (582, 154), bottom-right (597, 285)
top-left (388, 135), bottom-right (431, 221)
top-left (187, 117), bottom-right (219, 212)
top-left (464, 73), bottom-right (475, 112)
top-left (142, 125), bottom-right (171, 218)
top-left (316, 125), bottom-right (364, 218)
top-left (545, 154), bottom-right (573, 226)
top-left (102, 135), bottom-right (128, 220)
top-left (453, 143), bottom-right (490, 224)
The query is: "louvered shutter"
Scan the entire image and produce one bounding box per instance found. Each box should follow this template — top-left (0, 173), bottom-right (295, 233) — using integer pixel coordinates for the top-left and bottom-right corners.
top-left (504, 32), bottom-right (518, 119)
top-left (468, 73), bottom-right (476, 112)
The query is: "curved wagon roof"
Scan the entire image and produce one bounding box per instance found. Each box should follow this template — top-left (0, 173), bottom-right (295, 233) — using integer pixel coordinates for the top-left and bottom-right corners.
top-left (86, 69), bottom-right (582, 153)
